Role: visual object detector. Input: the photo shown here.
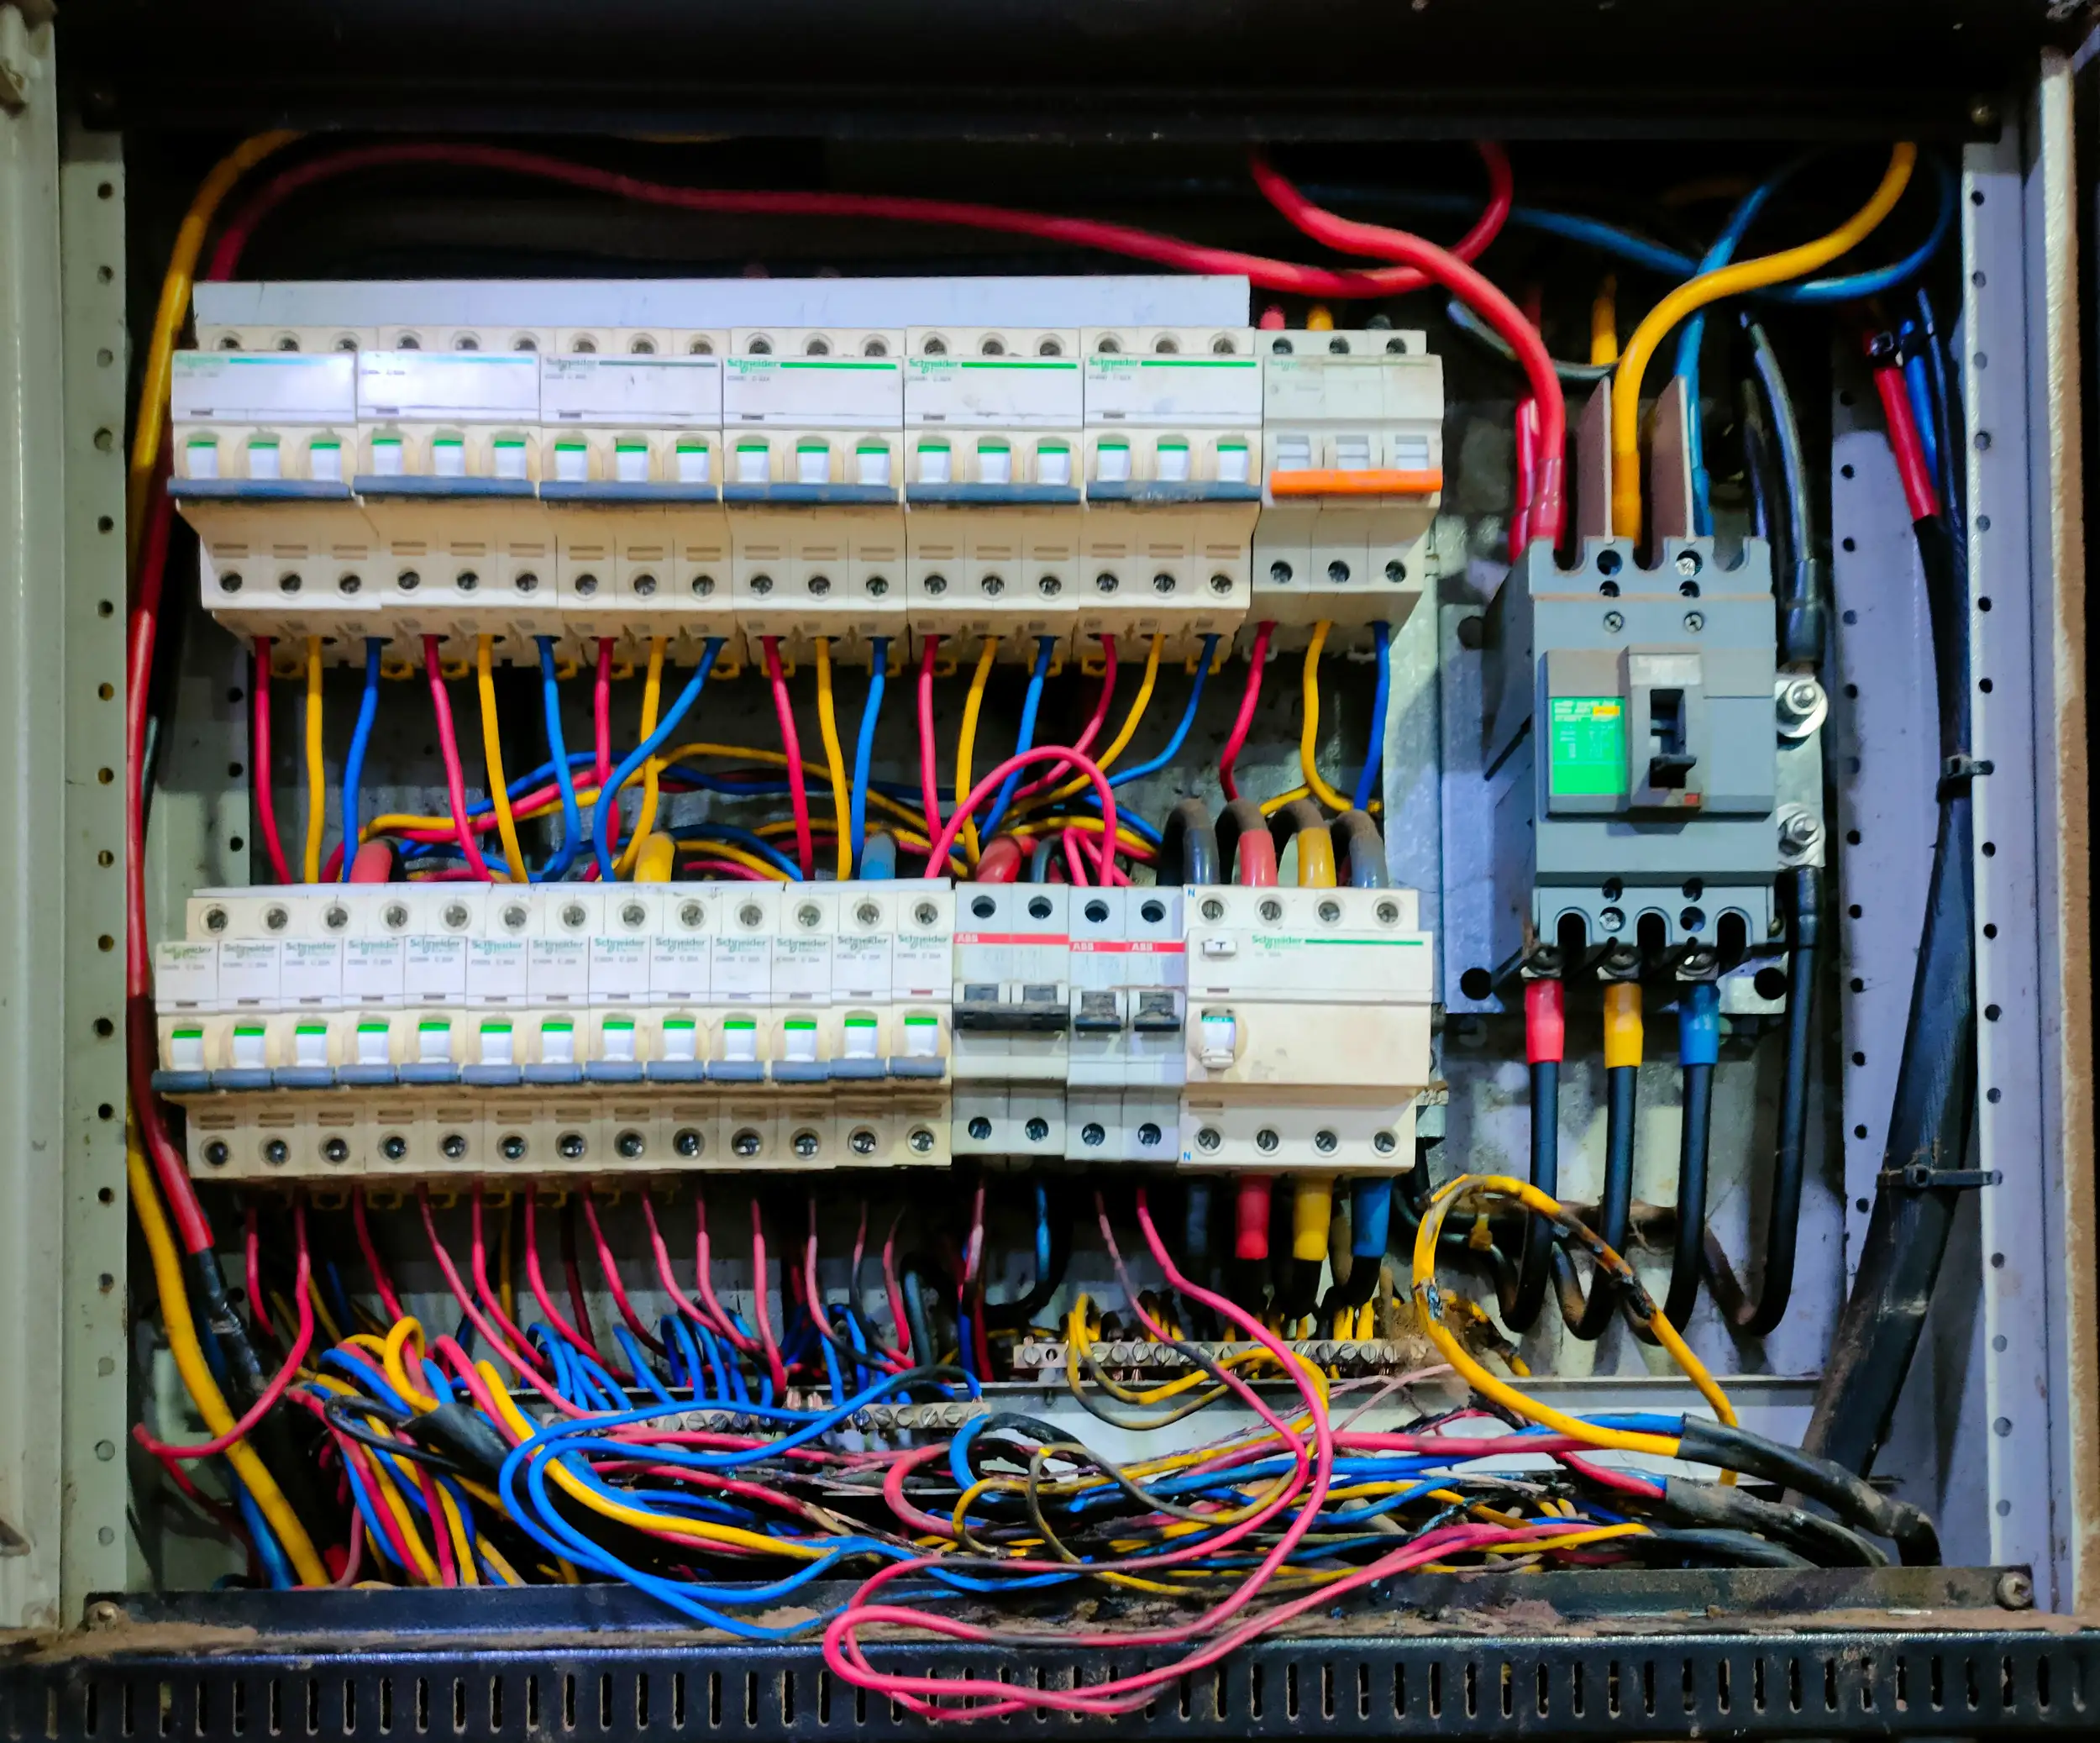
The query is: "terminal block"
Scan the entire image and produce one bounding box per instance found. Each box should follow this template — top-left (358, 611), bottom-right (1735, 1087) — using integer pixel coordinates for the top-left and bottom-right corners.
top-left (1179, 883), bottom-right (1432, 1174)
top-left (150, 884), bottom-right (953, 1180)
top-left (950, 885), bottom-right (1071, 1158)
top-left (722, 328), bottom-right (907, 667)
top-left (1065, 886), bottom-right (1185, 1163)
top-left (1481, 535), bottom-right (1817, 977)
top-left (1250, 327), bottom-right (1441, 654)
top-left (1077, 327), bottom-right (1261, 662)
top-left (903, 326), bottom-right (1083, 660)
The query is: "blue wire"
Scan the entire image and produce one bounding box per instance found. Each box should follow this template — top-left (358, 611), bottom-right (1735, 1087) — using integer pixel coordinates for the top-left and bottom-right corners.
top-left (591, 638), bottom-right (724, 881)
top-left (1902, 339), bottom-right (1943, 485)
top-left (982, 635), bottom-right (1058, 836)
top-left (339, 638), bottom-right (383, 881)
top-left (852, 638), bottom-right (888, 874)
top-left (231, 1475), bottom-right (295, 1589)
top-left (1110, 635), bottom-right (1217, 787)
top-left (858, 831), bottom-right (898, 880)
top-left (1033, 1180), bottom-right (1053, 1283)
top-left (668, 822), bottom-right (802, 878)
top-left (821, 1316), bottom-right (848, 1406)
top-left (1351, 622), bottom-right (1391, 812)
top-left (536, 637), bottom-right (585, 881)
top-left (615, 1326), bottom-right (677, 1409)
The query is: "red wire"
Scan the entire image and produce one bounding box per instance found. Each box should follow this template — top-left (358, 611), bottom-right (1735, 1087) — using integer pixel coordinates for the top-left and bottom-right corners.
top-left (920, 745), bottom-right (1116, 878)
top-left (1869, 353), bottom-right (1941, 522)
top-left (558, 1198), bottom-right (602, 1361)
top-left (691, 1195), bottom-right (761, 1355)
top-left (1218, 622), bottom-right (1273, 801)
top-left (350, 1189), bottom-right (407, 1322)
top-left (1509, 394), bottom-right (1539, 562)
top-left (134, 1200), bottom-right (315, 1459)
top-left (469, 1187), bottom-right (549, 1373)
top-left (1251, 155), bottom-right (1567, 547)
top-left (330, 1510), bottom-right (366, 1588)
top-left (916, 634), bottom-right (943, 841)
top-left (1061, 826), bottom-right (1093, 886)
top-left (415, 1187), bottom-right (584, 1415)
top-left (1524, 977), bottom-right (1567, 1064)
top-left (521, 1189), bottom-right (610, 1368)
top-left (1235, 824), bottom-right (1279, 888)
top-left (244, 1205), bottom-right (274, 1340)
top-left (641, 1191), bottom-right (734, 1336)
top-left (679, 857), bottom-right (772, 882)
top-left (1233, 1176), bottom-right (1273, 1263)
top-left (593, 636), bottom-right (623, 860)
top-left (580, 1192), bottom-right (665, 1353)
top-left (749, 1200), bottom-right (790, 1394)
top-left (415, 1462), bottom-right (459, 1587)
top-left (882, 1214), bottom-right (911, 1364)
top-left (250, 637), bottom-right (291, 883)
top-left (759, 637), bottom-right (814, 879)
top-left (204, 139), bottom-right (1510, 301)
top-left (973, 837), bottom-right (1024, 884)
top-left (421, 637), bottom-right (492, 880)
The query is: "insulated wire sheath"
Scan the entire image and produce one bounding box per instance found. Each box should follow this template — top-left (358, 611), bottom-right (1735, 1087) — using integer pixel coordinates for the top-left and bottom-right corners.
top-left (613, 638), bottom-right (666, 879)
top-left (813, 638), bottom-right (853, 882)
top-left (302, 638), bottom-right (325, 883)
top-left (476, 636), bottom-right (529, 885)
top-left (339, 639), bottom-right (382, 885)
top-left (850, 640), bottom-right (888, 874)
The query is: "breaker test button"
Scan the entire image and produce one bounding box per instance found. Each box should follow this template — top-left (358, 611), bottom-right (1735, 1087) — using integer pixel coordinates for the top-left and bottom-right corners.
top-left (1198, 1010), bottom-right (1238, 1069)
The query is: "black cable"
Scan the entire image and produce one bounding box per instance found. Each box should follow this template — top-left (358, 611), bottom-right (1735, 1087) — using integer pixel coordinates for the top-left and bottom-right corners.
top-left (1562, 1058), bottom-right (1638, 1340)
top-left (1332, 808), bottom-right (1386, 889)
top-left (1159, 796), bottom-right (1220, 886)
top-left (1660, 1476), bottom-right (1886, 1568)
top-left (1677, 1419), bottom-right (1940, 1565)
top-left (1915, 286), bottom-right (1966, 543)
top-left (1703, 865), bottom-right (1820, 1336)
top-left (900, 1260), bottom-right (942, 1373)
top-left (1743, 315), bottom-right (1825, 669)
top-left (1662, 1060), bottom-right (1713, 1332)
top-left (1620, 1528), bottom-right (1814, 1571)
top-left (984, 1183), bottom-right (1071, 1332)
top-left (1505, 1056), bottom-right (1560, 1332)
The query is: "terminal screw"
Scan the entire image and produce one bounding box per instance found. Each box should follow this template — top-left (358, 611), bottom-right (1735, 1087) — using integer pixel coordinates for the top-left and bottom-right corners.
top-left (1780, 811), bottom-right (1824, 858)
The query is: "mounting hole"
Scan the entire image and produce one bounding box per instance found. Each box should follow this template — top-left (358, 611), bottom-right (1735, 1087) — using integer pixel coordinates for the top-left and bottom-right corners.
top-left (1458, 967), bottom-right (1494, 1001)
top-left (1752, 967), bottom-right (1789, 1000)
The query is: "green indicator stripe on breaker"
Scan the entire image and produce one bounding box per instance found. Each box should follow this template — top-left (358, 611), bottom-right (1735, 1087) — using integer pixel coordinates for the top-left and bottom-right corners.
top-left (1548, 696), bottom-right (1628, 796)
top-left (952, 360), bottom-right (1079, 370)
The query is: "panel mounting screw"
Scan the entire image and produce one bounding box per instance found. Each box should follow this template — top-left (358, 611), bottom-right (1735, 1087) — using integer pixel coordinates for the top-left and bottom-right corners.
top-left (1603, 610), bottom-right (1625, 633)
top-left (1970, 98), bottom-right (1999, 129)
top-left (87, 1601), bottom-right (122, 1630)
top-left (1996, 1570), bottom-right (2034, 1609)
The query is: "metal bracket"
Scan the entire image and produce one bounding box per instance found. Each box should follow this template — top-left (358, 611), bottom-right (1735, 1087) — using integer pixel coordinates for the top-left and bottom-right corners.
top-left (1877, 1163), bottom-right (2004, 1192)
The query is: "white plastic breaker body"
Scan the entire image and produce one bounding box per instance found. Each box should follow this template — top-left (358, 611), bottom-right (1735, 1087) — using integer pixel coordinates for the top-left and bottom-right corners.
top-left (538, 339), bottom-right (739, 669)
top-left (1065, 886), bottom-right (1186, 1164)
top-left (1250, 328), bottom-right (1443, 655)
top-left (170, 348), bottom-right (381, 651)
top-left (1077, 328), bottom-right (1261, 664)
top-left (352, 348), bottom-right (556, 662)
top-left (722, 328), bottom-right (907, 669)
top-left (1179, 883), bottom-right (1432, 1174)
top-left (904, 326), bottom-right (1084, 664)
top-left (949, 885), bottom-right (1071, 1160)
top-left (151, 883), bottom-right (955, 1180)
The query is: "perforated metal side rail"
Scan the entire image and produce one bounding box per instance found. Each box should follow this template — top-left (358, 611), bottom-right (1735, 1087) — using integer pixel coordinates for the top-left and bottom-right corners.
top-left (6, 1631), bottom-right (2100, 1740)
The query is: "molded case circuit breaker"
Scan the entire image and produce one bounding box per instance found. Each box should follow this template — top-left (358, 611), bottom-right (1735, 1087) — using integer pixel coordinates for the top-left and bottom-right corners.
top-left (1483, 534), bottom-right (1823, 977)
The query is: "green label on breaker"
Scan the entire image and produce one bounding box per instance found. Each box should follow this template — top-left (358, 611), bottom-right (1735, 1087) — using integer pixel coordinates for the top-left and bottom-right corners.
top-left (1548, 696), bottom-right (1626, 795)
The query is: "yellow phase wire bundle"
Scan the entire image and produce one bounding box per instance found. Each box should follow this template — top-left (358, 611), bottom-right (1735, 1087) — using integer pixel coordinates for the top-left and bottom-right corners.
top-left (955, 634), bottom-right (1000, 865)
top-left (475, 636), bottom-right (531, 885)
top-left (1610, 143), bottom-right (1916, 543)
top-left (613, 638), bottom-right (669, 879)
top-left (302, 637), bottom-right (326, 883)
top-left (1298, 622), bottom-right (1353, 813)
top-left (813, 637), bottom-right (853, 881)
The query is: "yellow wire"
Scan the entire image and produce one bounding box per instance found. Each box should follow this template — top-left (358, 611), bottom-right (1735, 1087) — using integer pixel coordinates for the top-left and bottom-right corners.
top-left (613, 637), bottom-right (667, 879)
top-left (127, 1131), bottom-right (329, 1586)
top-left (128, 130), bottom-right (299, 573)
top-left (1611, 144), bottom-right (1915, 543)
top-left (302, 637), bottom-right (325, 882)
top-left (1299, 622), bottom-right (1354, 813)
top-left (383, 1316), bottom-right (438, 1411)
top-left (813, 637), bottom-right (853, 881)
top-left (476, 636), bottom-right (529, 885)
top-left (435, 1484), bottom-right (480, 1587)
top-left (1411, 1173), bottom-right (1736, 1453)
top-left (956, 634), bottom-right (1000, 866)
top-left (302, 1272), bottom-right (343, 1344)
top-left (1588, 275), bottom-right (1619, 367)
top-left (635, 831), bottom-right (677, 883)
top-left (311, 1378), bottom-right (440, 1586)
top-left (479, 1540), bottom-right (525, 1587)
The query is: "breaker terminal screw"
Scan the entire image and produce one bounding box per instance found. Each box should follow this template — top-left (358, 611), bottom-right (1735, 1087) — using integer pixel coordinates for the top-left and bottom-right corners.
top-left (500, 1135), bottom-right (528, 1161)
top-left (575, 573), bottom-right (598, 597)
top-left (867, 576), bottom-right (889, 597)
top-left (322, 1137), bottom-right (349, 1163)
top-left (1600, 906), bottom-right (1626, 932)
top-left (907, 1126), bottom-right (936, 1154)
top-left (1024, 1116), bottom-right (1051, 1142)
top-left (1153, 573), bottom-right (1176, 594)
top-left (1256, 1128), bottom-right (1280, 1153)
top-left (924, 575), bottom-right (947, 596)
top-left (616, 1130), bottom-right (645, 1158)
top-left (849, 1127), bottom-right (878, 1156)
top-left (1327, 561), bottom-right (1352, 584)
top-left (732, 1129), bottom-right (762, 1158)
top-left (1081, 1122), bottom-right (1106, 1147)
top-left (968, 1116), bottom-right (994, 1142)
top-left (219, 571), bottom-right (243, 592)
top-left (1373, 1131), bottom-right (1399, 1154)
top-left (674, 1127), bottom-right (704, 1158)
top-left (203, 906), bottom-right (228, 932)
top-left (1683, 611), bottom-right (1704, 633)
top-left (1270, 560), bottom-right (1293, 584)
top-left (1040, 575), bottom-right (1063, 596)
top-left (440, 1132), bottom-right (468, 1159)
top-left (456, 570), bottom-right (478, 593)
top-left (262, 1138), bottom-right (288, 1166)
top-left (1196, 1126), bottom-right (1223, 1152)
top-left (516, 571), bottom-right (539, 594)
top-left (1781, 812), bottom-right (1824, 855)
top-left (1095, 572), bottom-right (1119, 594)
top-left (1137, 1122), bottom-right (1163, 1147)
top-left (809, 575), bottom-right (832, 596)
top-left (634, 574), bottom-right (658, 597)
top-left (1314, 1130), bottom-right (1338, 1153)
top-left (749, 575), bottom-right (772, 596)
top-left (558, 1131), bottom-right (586, 1159)
top-left (1675, 550), bottom-right (1703, 579)
top-left (202, 1141), bottom-right (229, 1168)
top-left (265, 906), bottom-right (288, 932)
top-left (792, 1129), bottom-right (822, 1159)
top-left (1386, 559), bottom-right (1407, 584)
top-left (381, 1135), bottom-right (407, 1161)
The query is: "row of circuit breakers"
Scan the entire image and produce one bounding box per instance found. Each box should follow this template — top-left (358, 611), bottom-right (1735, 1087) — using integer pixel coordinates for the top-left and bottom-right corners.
top-left (151, 881), bottom-right (1434, 1180)
top-left (169, 319), bottom-right (1443, 663)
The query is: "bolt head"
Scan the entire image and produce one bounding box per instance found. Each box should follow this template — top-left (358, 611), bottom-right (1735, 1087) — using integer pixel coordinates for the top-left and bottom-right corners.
top-left (440, 1133), bottom-right (467, 1159)
top-left (617, 1130), bottom-right (645, 1159)
top-left (907, 1126), bottom-right (936, 1154)
top-left (1604, 610), bottom-right (1625, 633)
top-left (1996, 1569), bottom-right (2034, 1609)
top-left (674, 1126), bottom-right (703, 1158)
top-left (849, 1126), bottom-right (878, 1156)
top-left (500, 1135), bottom-right (528, 1161)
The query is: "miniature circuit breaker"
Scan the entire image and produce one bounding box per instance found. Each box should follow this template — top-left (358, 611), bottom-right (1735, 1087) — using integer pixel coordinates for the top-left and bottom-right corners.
top-left (1078, 327), bottom-right (1262, 662)
top-left (1065, 886), bottom-right (1186, 1164)
top-left (722, 328), bottom-right (907, 668)
top-left (1250, 326), bottom-right (1441, 654)
top-left (949, 885), bottom-right (1072, 1159)
top-left (903, 325), bottom-right (1084, 661)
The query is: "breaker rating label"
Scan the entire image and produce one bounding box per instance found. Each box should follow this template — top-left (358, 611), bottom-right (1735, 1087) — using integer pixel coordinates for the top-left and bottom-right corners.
top-left (1548, 695), bottom-right (1627, 796)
